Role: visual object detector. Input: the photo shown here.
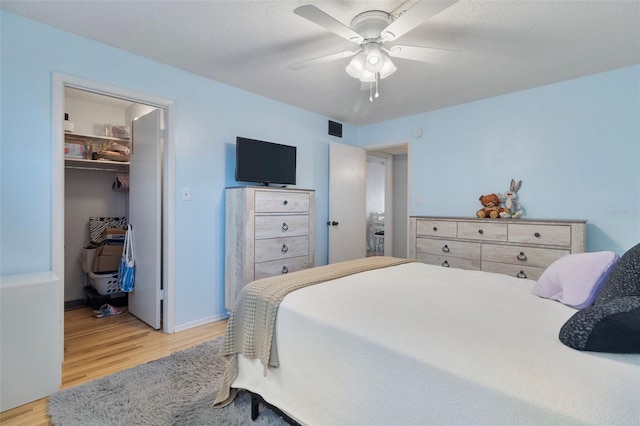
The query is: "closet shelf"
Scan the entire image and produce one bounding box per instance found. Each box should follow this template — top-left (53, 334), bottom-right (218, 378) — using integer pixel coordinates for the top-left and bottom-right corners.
top-left (64, 132), bottom-right (130, 143)
top-left (64, 132), bottom-right (130, 171)
top-left (65, 158), bottom-right (129, 172)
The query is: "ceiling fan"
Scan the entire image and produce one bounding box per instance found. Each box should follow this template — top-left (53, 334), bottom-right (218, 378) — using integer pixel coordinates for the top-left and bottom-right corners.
top-left (289, 0), bottom-right (461, 101)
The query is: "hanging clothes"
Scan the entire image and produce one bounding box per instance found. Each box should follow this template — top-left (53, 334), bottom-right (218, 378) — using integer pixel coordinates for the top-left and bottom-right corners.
top-left (113, 173), bottom-right (129, 191)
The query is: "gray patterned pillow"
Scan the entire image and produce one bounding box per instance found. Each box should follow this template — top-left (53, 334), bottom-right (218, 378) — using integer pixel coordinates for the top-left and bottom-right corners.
top-left (559, 243), bottom-right (640, 353)
top-left (559, 296), bottom-right (640, 353)
top-left (594, 242), bottom-right (640, 305)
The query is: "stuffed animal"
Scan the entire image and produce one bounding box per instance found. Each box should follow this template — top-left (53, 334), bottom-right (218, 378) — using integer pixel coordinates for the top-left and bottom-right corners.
top-left (476, 193), bottom-right (507, 219)
top-left (499, 179), bottom-right (524, 218)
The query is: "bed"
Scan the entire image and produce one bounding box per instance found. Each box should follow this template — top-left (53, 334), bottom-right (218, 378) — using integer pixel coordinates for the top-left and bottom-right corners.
top-left (215, 252), bottom-right (640, 425)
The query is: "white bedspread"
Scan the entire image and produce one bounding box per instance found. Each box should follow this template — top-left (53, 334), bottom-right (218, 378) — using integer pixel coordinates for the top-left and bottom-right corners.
top-left (232, 262), bottom-right (640, 425)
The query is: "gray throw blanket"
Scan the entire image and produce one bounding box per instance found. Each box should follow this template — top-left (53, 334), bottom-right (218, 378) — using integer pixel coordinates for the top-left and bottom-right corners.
top-left (213, 256), bottom-right (413, 408)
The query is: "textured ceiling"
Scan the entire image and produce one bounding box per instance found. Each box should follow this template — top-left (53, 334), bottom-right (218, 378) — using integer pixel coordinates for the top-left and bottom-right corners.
top-left (2, 0), bottom-right (639, 126)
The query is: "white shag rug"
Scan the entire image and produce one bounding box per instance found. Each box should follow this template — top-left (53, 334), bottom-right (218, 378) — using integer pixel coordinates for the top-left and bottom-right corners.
top-left (48, 337), bottom-right (287, 425)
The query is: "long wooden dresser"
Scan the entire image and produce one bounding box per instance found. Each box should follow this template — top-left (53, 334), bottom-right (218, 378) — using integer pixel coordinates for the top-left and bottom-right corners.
top-left (409, 216), bottom-right (586, 280)
top-left (225, 187), bottom-right (315, 312)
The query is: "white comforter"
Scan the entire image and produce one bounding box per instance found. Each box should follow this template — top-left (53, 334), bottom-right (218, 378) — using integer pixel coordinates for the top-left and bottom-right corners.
top-left (232, 262), bottom-right (640, 425)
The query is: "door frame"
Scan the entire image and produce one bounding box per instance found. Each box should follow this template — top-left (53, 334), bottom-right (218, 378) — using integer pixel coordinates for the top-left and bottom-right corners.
top-left (365, 140), bottom-right (411, 257)
top-left (52, 73), bottom-right (176, 344)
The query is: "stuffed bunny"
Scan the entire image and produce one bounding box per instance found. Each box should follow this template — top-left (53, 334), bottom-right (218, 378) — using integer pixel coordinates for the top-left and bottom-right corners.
top-left (500, 179), bottom-right (523, 218)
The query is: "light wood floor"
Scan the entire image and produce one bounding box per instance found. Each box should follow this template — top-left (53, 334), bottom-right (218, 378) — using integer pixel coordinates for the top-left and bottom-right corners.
top-left (0, 307), bottom-right (227, 425)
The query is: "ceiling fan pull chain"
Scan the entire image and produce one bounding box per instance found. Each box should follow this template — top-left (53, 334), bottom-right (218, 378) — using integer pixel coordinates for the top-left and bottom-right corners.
top-left (369, 82), bottom-right (373, 102)
top-left (375, 73), bottom-right (380, 98)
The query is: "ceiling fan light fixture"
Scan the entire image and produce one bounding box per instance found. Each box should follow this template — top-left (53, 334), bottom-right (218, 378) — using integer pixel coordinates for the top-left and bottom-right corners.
top-left (364, 44), bottom-right (384, 72)
top-left (345, 51), bottom-right (365, 78)
top-left (379, 55), bottom-right (397, 79)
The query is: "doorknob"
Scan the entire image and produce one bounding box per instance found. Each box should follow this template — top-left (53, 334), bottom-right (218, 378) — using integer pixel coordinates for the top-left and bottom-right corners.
top-left (326, 221), bottom-right (339, 226)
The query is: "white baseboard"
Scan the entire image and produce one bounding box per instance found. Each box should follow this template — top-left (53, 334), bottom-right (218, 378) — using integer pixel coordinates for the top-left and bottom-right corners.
top-left (173, 312), bottom-right (228, 333)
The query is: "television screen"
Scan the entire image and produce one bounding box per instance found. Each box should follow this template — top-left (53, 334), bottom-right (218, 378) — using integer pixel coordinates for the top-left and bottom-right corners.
top-left (235, 137), bottom-right (297, 186)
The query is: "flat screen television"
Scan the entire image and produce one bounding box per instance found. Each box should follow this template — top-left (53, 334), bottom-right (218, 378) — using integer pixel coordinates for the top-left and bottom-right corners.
top-left (235, 137), bottom-right (297, 186)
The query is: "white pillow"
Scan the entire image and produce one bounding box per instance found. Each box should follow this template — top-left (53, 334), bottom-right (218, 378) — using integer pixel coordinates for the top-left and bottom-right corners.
top-left (532, 251), bottom-right (620, 309)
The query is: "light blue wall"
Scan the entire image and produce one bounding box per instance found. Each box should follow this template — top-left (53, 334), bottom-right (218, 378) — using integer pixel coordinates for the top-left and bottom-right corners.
top-left (0, 11), bottom-right (355, 326)
top-left (358, 65), bottom-right (640, 253)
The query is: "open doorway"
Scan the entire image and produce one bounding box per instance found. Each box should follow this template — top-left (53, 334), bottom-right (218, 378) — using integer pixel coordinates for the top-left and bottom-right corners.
top-left (366, 154), bottom-right (387, 256)
top-left (366, 144), bottom-right (409, 258)
top-left (52, 73), bottom-right (177, 359)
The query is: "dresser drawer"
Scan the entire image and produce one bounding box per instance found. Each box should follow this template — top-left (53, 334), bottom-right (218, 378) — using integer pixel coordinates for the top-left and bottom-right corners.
top-left (255, 236), bottom-right (309, 263)
top-left (254, 215), bottom-right (309, 239)
top-left (254, 255), bottom-right (311, 280)
top-left (508, 224), bottom-right (571, 247)
top-left (416, 238), bottom-right (481, 260)
top-left (416, 220), bottom-right (457, 238)
top-left (417, 253), bottom-right (481, 271)
top-left (482, 244), bottom-right (568, 268)
top-left (458, 221), bottom-right (507, 241)
top-left (255, 191), bottom-right (310, 213)
top-left (482, 261), bottom-right (546, 281)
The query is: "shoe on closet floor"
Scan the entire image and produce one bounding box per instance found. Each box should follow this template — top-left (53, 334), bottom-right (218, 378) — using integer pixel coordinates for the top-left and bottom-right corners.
top-left (93, 304), bottom-right (125, 318)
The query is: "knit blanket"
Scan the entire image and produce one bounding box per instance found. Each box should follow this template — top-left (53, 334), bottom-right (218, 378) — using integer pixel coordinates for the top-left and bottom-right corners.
top-left (213, 256), bottom-right (413, 408)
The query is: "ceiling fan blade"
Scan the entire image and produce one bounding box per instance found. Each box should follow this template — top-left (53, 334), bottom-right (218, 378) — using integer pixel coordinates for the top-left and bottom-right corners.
top-left (386, 45), bottom-right (461, 65)
top-left (288, 50), bottom-right (358, 71)
top-left (294, 5), bottom-right (364, 43)
top-left (381, 0), bottom-right (458, 41)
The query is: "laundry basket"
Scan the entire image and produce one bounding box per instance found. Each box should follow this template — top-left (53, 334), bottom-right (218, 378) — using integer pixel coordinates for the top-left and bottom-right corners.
top-left (88, 271), bottom-right (120, 295)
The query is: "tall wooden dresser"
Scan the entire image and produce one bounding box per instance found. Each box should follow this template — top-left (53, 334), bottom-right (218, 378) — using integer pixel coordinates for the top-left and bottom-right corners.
top-left (225, 187), bottom-right (315, 312)
top-left (409, 216), bottom-right (586, 281)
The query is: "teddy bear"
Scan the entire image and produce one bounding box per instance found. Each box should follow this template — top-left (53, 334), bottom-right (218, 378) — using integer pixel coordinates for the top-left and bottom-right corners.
top-left (476, 193), bottom-right (508, 219)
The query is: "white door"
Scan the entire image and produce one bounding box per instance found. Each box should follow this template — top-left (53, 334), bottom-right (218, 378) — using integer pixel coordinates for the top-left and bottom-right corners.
top-left (128, 109), bottom-right (162, 329)
top-left (328, 142), bottom-right (366, 263)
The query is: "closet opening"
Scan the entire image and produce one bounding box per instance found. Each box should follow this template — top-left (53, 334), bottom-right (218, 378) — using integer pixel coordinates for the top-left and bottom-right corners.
top-left (53, 73), bottom-right (176, 357)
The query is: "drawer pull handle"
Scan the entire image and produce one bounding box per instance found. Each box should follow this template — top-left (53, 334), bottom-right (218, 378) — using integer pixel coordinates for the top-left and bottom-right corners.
top-left (534, 232), bottom-right (541, 238)
top-left (442, 260), bottom-right (450, 267)
top-left (478, 229), bottom-right (484, 235)
top-left (442, 244), bottom-right (450, 253)
top-left (282, 222), bottom-right (289, 231)
top-left (283, 200), bottom-right (288, 206)
top-left (517, 270), bottom-right (527, 279)
top-left (282, 266), bottom-right (289, 274)
top-left (281, 244), bottom-right (288, 253)
top-left (433, 226), bottom-right (438, 232)
top-left (516, 252), bottom-right (528, 262)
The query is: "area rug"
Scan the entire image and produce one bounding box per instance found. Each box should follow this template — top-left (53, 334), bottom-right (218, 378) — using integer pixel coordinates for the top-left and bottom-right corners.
top-left (48, 337), bottom-right (287, 425)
